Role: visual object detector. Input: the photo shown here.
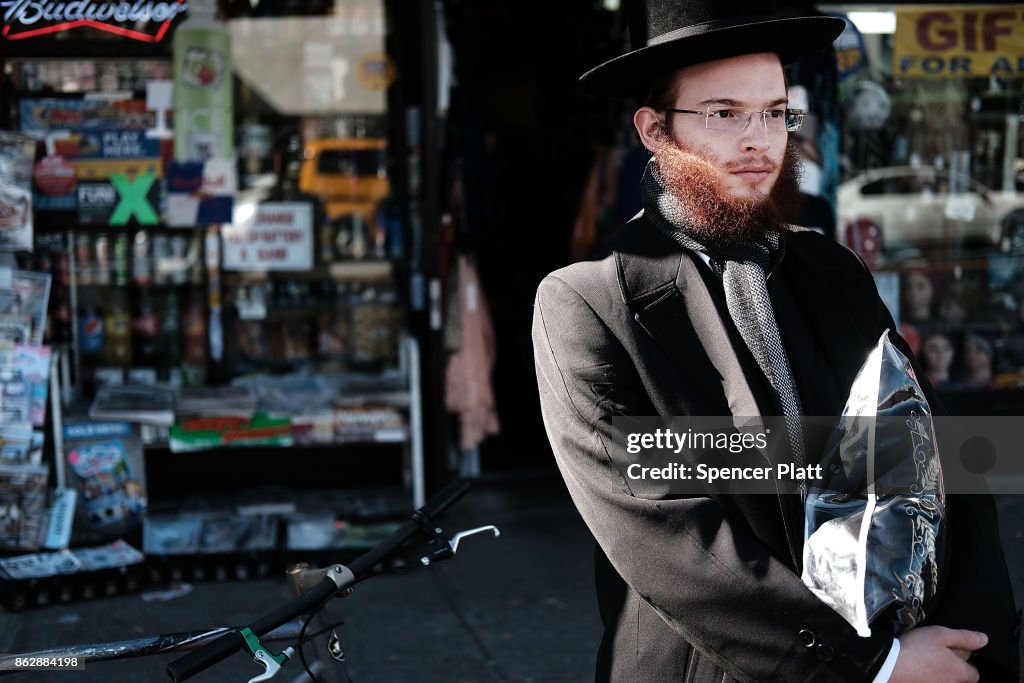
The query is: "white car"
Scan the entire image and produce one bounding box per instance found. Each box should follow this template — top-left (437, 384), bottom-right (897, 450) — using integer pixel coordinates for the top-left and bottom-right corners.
top-left (837, 166), bottom-right (1024, 262)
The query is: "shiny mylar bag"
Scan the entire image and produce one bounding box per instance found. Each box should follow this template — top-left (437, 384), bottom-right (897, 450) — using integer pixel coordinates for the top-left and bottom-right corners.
top-left (802, 330), bottom-right (945, 637)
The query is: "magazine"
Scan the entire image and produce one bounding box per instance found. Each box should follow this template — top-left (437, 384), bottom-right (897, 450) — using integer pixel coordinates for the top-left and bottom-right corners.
top-left (0, 271), bottom-right (52, 345)
top-left (0, 132), bottom-right (36, 252)
top-left (0, 463), bottom-right (49, 551)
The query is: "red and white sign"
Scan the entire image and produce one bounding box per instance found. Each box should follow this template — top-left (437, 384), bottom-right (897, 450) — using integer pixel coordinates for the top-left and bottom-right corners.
top-left (223, 202), bottom-right (312, 271)
top-left (1, 0), bottom-right (188, 42)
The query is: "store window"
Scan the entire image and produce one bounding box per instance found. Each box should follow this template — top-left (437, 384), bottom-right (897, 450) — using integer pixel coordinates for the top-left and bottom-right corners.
top-left (0, 0), bottom-right (427, 564)
top-left (821, 4), bottom-right (1024, 406)
top-left (4, 0), bottom-right (405, 390)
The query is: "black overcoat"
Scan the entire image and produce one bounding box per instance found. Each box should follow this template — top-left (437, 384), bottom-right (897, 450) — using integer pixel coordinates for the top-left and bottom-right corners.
top-left (532, 216), bottom-right (1020, 682)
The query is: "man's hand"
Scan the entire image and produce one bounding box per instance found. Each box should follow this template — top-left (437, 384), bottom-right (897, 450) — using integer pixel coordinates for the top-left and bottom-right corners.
top-left (890, 626), bottom-right (987, 683)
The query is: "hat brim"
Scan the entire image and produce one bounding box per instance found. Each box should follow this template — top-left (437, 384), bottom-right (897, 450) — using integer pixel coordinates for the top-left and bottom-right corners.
top-left (579, 16), bottom-right (847, 98)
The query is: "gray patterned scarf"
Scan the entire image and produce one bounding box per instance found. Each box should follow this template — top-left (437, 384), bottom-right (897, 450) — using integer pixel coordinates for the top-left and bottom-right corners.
top-left (641, 161), bottom-right (806, 494)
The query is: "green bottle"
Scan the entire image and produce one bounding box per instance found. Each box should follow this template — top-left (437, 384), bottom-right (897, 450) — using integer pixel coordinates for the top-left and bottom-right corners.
top-left (172, 0), bottom-right (235, 161)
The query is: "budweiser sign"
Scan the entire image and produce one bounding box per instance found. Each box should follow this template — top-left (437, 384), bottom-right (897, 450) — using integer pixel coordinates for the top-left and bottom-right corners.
top-left (1, 0), bottom-right (188, 42)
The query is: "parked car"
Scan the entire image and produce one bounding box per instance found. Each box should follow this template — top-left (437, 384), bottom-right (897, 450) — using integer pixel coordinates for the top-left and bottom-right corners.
top-left (837, 166), bottom-right (1024, 262)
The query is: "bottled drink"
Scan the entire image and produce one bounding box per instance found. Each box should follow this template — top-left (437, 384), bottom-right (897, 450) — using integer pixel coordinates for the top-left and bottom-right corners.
top-left (112, 233), bottom-right (130, 286)
top-left (152, 234), bottom-right (169, 285)
top-left (50, 290), bottom-right (72, 345)
top-left (55, 249), bottom-right (70, 287)
top-left (188, 232), bottom-right (204, 284)
top-left (239, 117), bottom-right (272, 190)
top-left (76, 288), bottom-right (104, 394)
top-left (77, 289), bottom-right (104, 365)
top-left (161, 288), bottom-right (183, 379)
top-left (75, 233), bottom-right (94, 285)
top-left (169, 235), bottom-right (189, 284)
top-left (273, 133), bottom-right (303, 201)
top-left (94, 233), bottom-right (110, 285)
top-left (132, 230), bottom-right (152, 286)
top-left (103, 291), bottom-right (132, 368)
top-left (182, 288), bottom-right (208, 375)
top-left (132, 288), bottom-right (160, 367)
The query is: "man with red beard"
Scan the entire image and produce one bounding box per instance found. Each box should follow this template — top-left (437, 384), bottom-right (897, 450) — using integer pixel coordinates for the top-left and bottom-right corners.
top-left (532, 2), bottom-right (1019, 682)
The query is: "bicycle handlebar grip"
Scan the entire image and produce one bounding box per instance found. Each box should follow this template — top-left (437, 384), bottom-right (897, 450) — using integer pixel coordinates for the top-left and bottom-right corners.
top-left (419, 477), bottom-right (471, 521)
top-left (166, 629), bottom-right (245, 682)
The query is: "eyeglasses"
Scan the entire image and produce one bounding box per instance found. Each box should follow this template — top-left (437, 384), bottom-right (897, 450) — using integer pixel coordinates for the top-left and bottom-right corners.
top-left (664, 106), bottom-right (806, 134)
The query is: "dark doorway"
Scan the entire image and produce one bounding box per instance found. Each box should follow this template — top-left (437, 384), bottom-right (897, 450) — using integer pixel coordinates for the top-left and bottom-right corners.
top-left (442, 1), bottom-right (624, 473)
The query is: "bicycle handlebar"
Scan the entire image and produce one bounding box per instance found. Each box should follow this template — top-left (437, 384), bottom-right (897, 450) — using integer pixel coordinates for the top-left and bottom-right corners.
top-left (165, 478), bottom-right (471, 682)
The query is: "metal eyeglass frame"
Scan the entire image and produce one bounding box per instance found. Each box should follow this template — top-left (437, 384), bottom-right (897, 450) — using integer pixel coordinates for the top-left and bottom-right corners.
top-left (664, 106), bottom-right (806, 133)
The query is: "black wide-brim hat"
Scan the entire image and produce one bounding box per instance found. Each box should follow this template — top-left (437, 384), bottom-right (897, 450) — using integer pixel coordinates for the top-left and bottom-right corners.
top-left (580, 0), bottom-right (847, 97)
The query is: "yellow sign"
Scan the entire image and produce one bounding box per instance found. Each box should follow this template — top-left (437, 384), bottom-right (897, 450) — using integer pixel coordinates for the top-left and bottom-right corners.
top-left (894, 6), bottom-right (1024, 77)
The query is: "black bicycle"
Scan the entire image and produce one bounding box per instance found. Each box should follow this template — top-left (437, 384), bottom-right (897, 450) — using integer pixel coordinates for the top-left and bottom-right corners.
top-left (0, 478), bottom-right (500, 682)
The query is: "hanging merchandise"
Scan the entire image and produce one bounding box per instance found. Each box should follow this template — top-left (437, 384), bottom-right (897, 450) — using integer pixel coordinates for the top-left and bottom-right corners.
top-left (173, 0), bottom-right (235, 162)
top-left (845, 81), bottom-right (892, 132)
top-left (444, 254), bottom-right (500, 452)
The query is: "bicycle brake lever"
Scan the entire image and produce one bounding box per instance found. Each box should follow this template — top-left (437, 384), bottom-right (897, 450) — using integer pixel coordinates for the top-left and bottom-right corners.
top-left (248, 647), bottom-right (294, 683)
top-left (240, 627), bottom-right (294, 683)
top-left (420, 525), bottom-right (500, 565)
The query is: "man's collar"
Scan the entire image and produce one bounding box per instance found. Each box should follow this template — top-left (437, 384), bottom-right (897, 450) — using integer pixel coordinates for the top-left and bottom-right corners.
top-left (610, 212), bottom-right (689, 309)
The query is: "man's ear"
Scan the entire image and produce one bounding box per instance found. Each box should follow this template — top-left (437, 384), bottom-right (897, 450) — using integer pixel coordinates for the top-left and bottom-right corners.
top-left (634, 107), bottom-right (664, 153)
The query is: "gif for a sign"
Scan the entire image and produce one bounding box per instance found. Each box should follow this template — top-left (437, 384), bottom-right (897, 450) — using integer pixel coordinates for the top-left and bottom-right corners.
top-left (894, 7), bottom-right (1024, 77)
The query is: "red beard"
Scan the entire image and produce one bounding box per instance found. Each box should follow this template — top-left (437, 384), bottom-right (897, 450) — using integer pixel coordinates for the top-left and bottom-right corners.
top-left (652, 136), bottom-right (804, 246)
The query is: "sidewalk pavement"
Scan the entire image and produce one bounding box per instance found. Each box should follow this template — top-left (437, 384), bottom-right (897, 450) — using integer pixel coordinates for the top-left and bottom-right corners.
top-left (0, 472), bottom-right (602, 683)
top-left (0, 473), bottom-right (1021, 683)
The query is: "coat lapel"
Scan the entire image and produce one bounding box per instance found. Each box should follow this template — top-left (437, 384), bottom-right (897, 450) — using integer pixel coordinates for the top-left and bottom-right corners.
top-left (610, 219), bottom-right (749, 419)
top-left (611, 218), bottom-right (805, 569)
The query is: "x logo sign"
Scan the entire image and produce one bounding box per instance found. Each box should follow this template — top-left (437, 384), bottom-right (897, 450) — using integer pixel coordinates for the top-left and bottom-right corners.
top-left (109, 173), bottom-right (159, 225)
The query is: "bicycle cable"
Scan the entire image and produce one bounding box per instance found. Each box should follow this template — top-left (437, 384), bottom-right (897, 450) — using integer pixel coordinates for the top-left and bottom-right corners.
top-left (296, 589), bottom-right (336, 683)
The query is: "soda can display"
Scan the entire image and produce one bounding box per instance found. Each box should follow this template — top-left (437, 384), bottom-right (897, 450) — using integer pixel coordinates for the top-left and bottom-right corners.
top-left (94, 233), bottom-right (111, 285)
top-left (132, 230), bottom-right (153, 286)
top-left (74, 233), bottom-right (93, 285)
top-left (113, 233), bottom-right (130, 286)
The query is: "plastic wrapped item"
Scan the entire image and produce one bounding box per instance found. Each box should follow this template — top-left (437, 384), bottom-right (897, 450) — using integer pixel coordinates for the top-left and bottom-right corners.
top-left (802, 330), bottom-right (945, 637)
